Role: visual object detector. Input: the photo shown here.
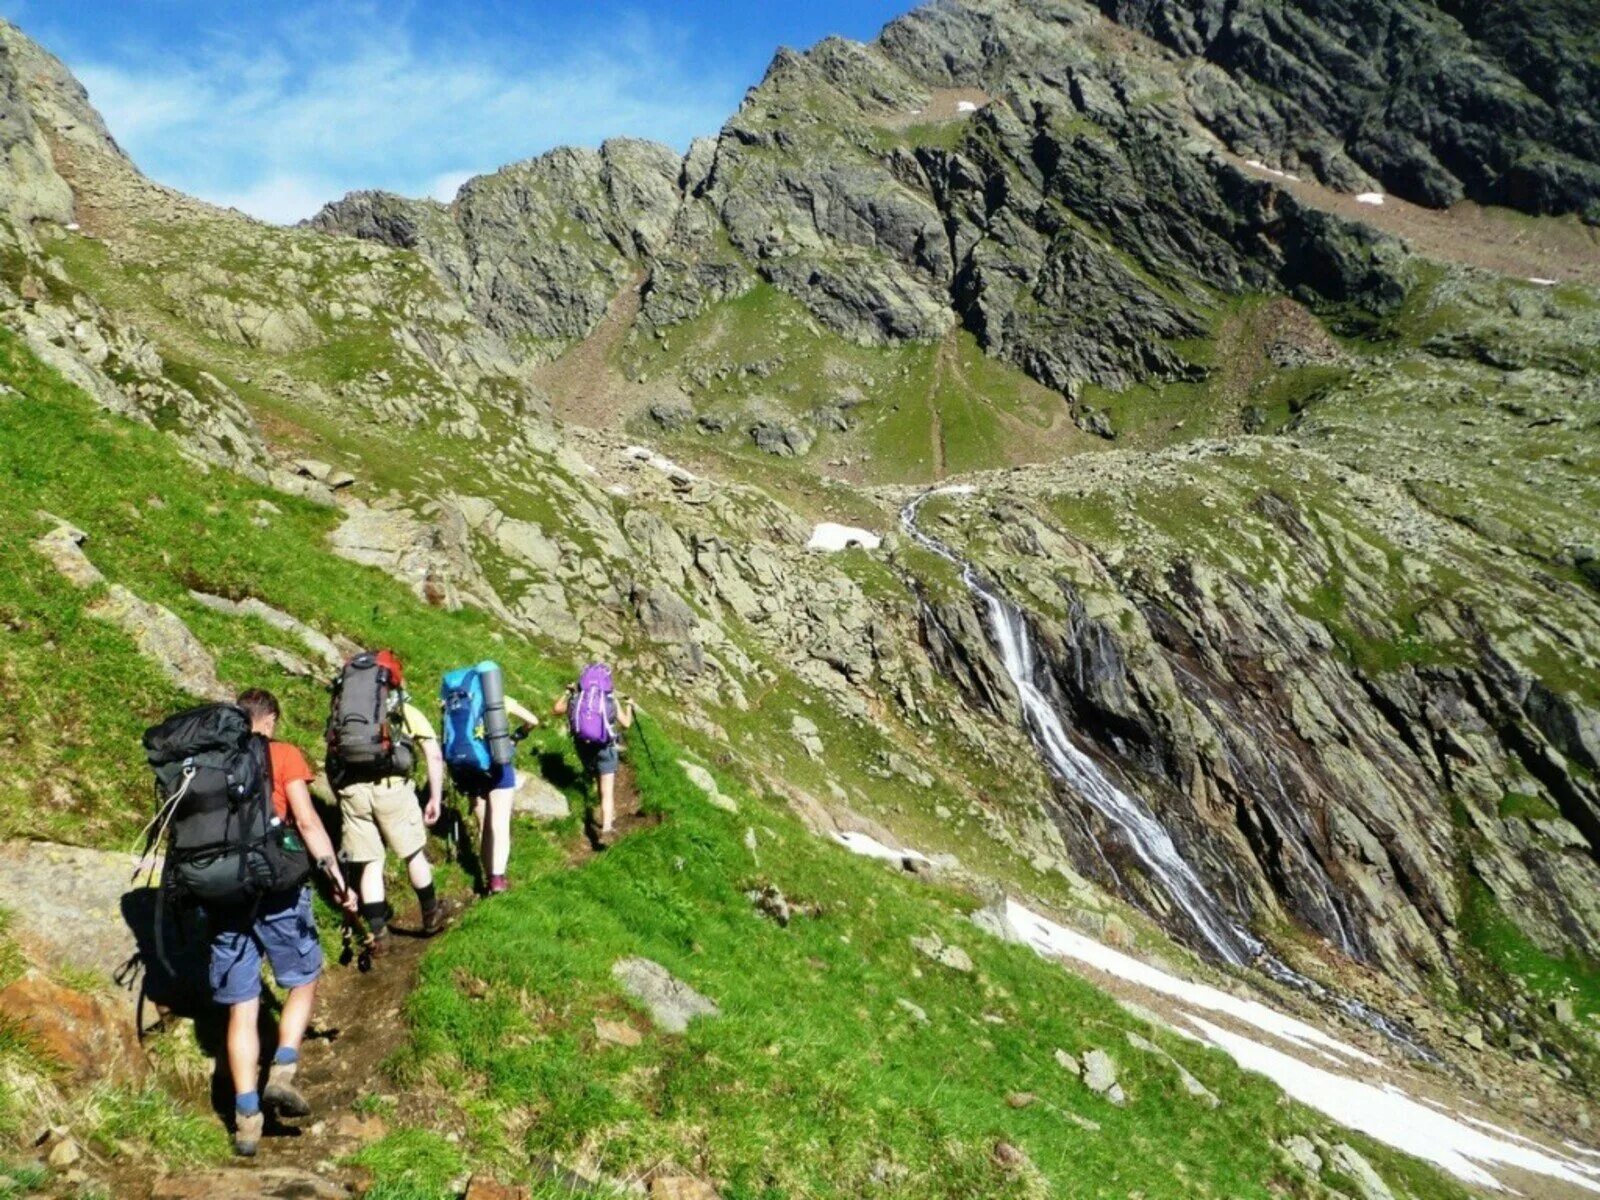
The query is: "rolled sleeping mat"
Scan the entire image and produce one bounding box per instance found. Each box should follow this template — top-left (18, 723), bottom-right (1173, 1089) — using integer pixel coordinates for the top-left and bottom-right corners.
top-left (476, 660), bottom-right (515, 767)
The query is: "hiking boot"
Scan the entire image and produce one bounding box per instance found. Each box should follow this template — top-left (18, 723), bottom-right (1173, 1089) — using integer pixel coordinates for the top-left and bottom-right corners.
top-left (421, 897), bottom-right (459, 936)
top-left (263, 1061), bottom-right (311, 1119)
top-left (596, 826), bottom-right (617, 849)
top-left (365, 926), bottom-right (392, 960)
top-left (233, 1110), bottom-right (263, 1157)
top-left (488, 874), bottom-right (508, 895)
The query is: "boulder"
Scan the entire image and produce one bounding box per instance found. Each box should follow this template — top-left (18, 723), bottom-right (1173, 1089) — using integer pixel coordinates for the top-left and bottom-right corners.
top-left (1327, 1144), bottom-right (1397, 1200)
top-left (512, 774), bottom-right (571, 820)
top-left (0, 971), bottom-right (144, 1085)
top-left (790, 714), bottom-right (825, 761)
top-left (909, 932), bottom-right (974, 973)
top-left (32, 517), bottom-right (103, 587)
top-left (1079, 1049), bottom-right (1126, 1105)
top-left (89, 585), bottom-right (229, 700)
top-left (612, 957), bottom-right (720, 1033)
top-left (678, 760), bottom-right (738, 813)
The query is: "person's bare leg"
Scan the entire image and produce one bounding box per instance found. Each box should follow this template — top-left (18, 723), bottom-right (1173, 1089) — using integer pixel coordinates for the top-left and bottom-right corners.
top-left (599, 771), bottom-right (616, 833)
top-left (406, 850), bottom-right (434, 890)
top-left (358, 859), bottom-right (386, 906)
top-left (227, 997), bottom-right (261, 1099)
top-left (486, 788), bottom-right (513, 876)
top-left (263, 980), bottom-right (315, 1117)
top-left (227, 996), bottom-right (264, 1153)
top-left (277, 980), bottom-right (316, 1053)
top-left (473, 796), bottom-right (486, 870)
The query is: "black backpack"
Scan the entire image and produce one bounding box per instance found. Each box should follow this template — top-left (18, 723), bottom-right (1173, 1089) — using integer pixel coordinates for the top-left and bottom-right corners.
top-left (142, 703), bottom-right (310, 909)
top-left (325, 651), bottom-right (414, 785)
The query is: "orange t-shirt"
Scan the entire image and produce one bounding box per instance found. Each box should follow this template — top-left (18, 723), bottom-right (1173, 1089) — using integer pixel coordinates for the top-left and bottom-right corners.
top-left (268, 741), bottom-right (315, 823)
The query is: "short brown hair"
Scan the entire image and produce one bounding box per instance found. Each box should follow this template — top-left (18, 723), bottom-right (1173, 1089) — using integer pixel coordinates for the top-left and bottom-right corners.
top-left (236, 688), bottom-right (281, 723)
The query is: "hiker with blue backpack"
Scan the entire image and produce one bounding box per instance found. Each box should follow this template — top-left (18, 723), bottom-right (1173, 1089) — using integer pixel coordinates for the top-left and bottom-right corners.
top-left (552, 663), bottom-right (634, 847)
top-left (439, 661), bottom-right (540, 894)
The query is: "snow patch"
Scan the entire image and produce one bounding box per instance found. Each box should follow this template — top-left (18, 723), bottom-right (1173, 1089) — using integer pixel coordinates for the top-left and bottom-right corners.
top-left (1528, 277), bottom-right (1559, 286)
top-left (1002, 901), bottom-right (1374, 1063)
top-left (832, 830), bottom-right (929, 864)
top-left (807, 523), bottom-right (882, 552)
top-left (1188, 1015), bottom-right (1600, 1192)
top-left (621, 445), bottom-right (696, 480)
top-left (1244, 158), bottom-right (1301, 182)
top-left (829, 841), bottom-right (1600, 1192)
top-left (1356, 192), bottom-right (1386, 206)
top-left (956, 100), bottom-right (979, 113)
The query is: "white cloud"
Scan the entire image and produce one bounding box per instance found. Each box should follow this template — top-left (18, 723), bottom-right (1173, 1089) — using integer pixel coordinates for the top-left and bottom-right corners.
top-left (426, 169), bottom-right (483, 204)
top-left (65, 14), bottom-right (739, 224)
top-left (207, 174), bottom-right (347, 226)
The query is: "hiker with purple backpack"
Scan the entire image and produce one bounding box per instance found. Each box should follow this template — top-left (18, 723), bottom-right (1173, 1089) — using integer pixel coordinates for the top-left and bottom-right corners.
top-left (553, 663), bottom-right (634, 847)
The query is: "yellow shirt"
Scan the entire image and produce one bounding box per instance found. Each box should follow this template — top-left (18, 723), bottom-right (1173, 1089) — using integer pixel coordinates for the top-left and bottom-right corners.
top-left (400, 701), bottom-right (436, 742)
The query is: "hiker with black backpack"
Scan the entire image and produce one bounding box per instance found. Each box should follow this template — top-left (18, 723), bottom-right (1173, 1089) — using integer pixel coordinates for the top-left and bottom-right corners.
top-left (140, 690), bottom-right (355, 1157)
top-left (440, 660), bottom-right (540, 894)
top-left (552, 663), bottom-right (633, 847)
top-left (325, 650), bottom-right (455, 957)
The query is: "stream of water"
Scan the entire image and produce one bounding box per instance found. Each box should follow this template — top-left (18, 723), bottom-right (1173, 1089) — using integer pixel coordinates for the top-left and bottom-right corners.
top-left (900, 487), bottom-right (1436, 1058)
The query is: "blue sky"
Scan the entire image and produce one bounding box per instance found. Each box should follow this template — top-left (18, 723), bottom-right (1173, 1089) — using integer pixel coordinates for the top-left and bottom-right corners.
top-left (3, 1), bottom-right (911, 224)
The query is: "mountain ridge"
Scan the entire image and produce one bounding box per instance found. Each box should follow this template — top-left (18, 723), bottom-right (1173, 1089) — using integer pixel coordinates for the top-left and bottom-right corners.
top-left (0, 3), bottom-right (1598, 1195)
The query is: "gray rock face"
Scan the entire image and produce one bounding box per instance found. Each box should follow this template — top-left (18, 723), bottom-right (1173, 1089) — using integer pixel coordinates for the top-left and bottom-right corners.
top-left (612, 957), bottom-right (720, 1033)
top-left (312, 139), bottom-right (687, 351)
top-left (1098, 0), bottom-right (1600, 215)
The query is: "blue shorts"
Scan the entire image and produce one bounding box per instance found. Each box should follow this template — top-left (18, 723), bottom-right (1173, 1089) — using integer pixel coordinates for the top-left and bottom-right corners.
top-left (208, 886), bottom-right (323, 1006)
top-left (449, 761), bottom-right (516, 797)
top-left (579, 742), bottom-right (620, 777)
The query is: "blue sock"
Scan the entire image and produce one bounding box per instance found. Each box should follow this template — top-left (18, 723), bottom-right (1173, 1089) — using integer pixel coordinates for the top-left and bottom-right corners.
top-left (236, 1091), bottom-right (260, 1116)
top-left (273, 1046), bottom-right (298, 1066)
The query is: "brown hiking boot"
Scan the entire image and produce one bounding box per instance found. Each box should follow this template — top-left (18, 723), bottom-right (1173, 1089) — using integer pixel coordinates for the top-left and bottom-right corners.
top-left (365, 926), bottom-right (392, 960)
top-left (421, 897), bottom-right (459, 937)
top-left (233, 1110), bottom-right (263, 1157)
top-left (263, 1060), bottom-right (310, 1118)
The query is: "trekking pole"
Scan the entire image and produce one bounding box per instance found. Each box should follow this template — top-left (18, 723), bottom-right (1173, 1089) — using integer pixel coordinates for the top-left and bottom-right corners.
top-left (628, 700), bottom-right (658, 771)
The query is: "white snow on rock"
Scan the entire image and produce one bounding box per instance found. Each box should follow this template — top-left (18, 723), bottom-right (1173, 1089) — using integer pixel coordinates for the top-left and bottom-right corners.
top-left (956, 100), bottom-right (979, 113)
top-left (1000, 900), bottom-right (1375, 1063)
top-left (1189, 1016), bottom-right (1600, 1193)
top-left (622, 445), bottom-right (696, 480)
top-left (832, 830), bottom-right (929, 864)
top-left (1244, 158), bottom-right (1301, 182)
top-left (1528, 277), bottom-right (1559, 286)
top-left (832, 828), bottom-right (1600, 1196)
top-left (1006, 897), bottom-right (1600, 1193)
top-left (807, 523), bottom-right (882, 552)
top-left (1356, 192), bottom-right (1386, 206)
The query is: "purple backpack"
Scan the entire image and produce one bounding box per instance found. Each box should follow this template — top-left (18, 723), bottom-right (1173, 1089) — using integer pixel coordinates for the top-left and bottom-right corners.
top-left (569, 663), bottom-right (615, 746)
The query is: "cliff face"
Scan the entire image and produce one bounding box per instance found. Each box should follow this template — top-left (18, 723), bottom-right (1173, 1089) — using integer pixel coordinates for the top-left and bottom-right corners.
top-left (313, 0), bottom-right (1595, 398)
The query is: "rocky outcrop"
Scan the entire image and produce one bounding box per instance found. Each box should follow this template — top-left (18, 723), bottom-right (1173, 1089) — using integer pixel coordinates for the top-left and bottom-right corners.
top-left (1096, 0), bottom-right (1600, 215)
top-left (311, 139), bottom-right (690, 351)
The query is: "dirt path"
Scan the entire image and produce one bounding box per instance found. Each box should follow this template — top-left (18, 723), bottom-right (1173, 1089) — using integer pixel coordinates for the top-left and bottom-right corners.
top-left (121, 783), bottom-right (659, 1197)
top-left (532, 270), bottom-right (657, 431)
top-left (1232, 153), bottom-right (1600, 285)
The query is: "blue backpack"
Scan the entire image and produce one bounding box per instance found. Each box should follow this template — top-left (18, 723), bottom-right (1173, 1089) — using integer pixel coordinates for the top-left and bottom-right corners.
top-left (441, 665), bottom-right (491, 770)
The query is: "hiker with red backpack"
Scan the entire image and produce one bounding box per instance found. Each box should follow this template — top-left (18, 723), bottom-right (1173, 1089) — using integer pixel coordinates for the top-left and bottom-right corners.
top-left (439, 660), bottom-right (540, 894)
top-left (325, 650), bottom-right (456, 956)
top-left (553, 663), bottom-right (633, 846)
top-left (140, 689), bottom-right (355, 1157)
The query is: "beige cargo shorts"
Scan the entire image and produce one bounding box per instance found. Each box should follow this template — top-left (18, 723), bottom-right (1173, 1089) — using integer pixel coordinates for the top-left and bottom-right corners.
top-left (338, 776), bottom-right (427, 863)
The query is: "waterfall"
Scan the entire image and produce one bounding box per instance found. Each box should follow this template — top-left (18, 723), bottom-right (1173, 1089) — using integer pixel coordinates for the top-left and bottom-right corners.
top-left (900, 487), bottom-right (1438, 1059)
top-left (901, 489), bottom-right (1258, 966)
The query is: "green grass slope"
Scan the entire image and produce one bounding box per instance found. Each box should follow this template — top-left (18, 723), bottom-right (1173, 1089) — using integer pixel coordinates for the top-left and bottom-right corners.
top-left (0, 315), bottom-right (1477, 1199)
